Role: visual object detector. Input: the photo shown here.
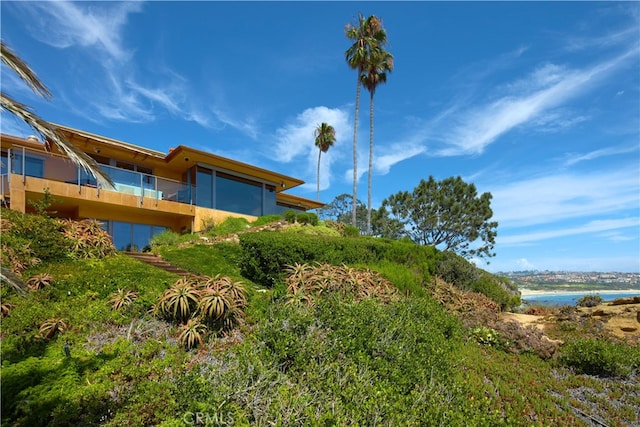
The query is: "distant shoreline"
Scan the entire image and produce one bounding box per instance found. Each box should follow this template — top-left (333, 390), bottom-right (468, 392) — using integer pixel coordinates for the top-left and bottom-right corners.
top-left (519, 288), bottom-right (640, 297)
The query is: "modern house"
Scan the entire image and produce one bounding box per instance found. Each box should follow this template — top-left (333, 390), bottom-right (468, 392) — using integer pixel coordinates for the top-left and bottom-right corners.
top-left (0, 125), bottom-right (322, 251)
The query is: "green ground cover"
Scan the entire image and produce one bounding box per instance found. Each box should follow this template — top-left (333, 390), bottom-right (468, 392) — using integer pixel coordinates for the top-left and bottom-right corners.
top-left (1, 210), bottom-right (638, 426)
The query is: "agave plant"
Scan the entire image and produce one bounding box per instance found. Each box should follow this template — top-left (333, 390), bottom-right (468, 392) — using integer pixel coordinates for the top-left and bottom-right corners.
top-left (1, 302), bottom-right (15, 317)
top-left (222, 278), bottom-right (247, 308)
top-left (39, 317), bottom-right (68, 339)
top-left (2, 243), bottom-right (41, 274)
top-left (108, 289), bottom-right (139, 311)
top-left (62, 219), bottom-right (116, 259)
top-left (284, 289), bottom-right (314, 309)
top-left (179, 317), bottom-right (207, 350)
top-left (26, 273), bottom-right (54, 290)
top-left (158, 277), bottom-right (200, 322)
top-left (199, 283), bottom-right (231, 323)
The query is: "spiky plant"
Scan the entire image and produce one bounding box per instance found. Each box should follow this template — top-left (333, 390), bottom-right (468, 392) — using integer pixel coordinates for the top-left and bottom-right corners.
top-left (158, 277), bottom-right (200, 322)
top-left (39, 317), bottom-right (68, 339)
top-left (108, 289), bottom-right (139, 311)
top-left (284, 289), bottom-right (314, 309)
top-left (199, 283), bottom-right (231, 323)
top-left (222, 279), bottom-right (247, 308)
top-left (284, 263), bottom-right (312, 294)
top-left (1, 302), bottom-right (15, 317)
top-left (179, 318), bottom-right (207, 350)
top-left (61, 219), bottom-right (116, 259)
top-left (26, 273), bottom-right (54, 290)
top-left (2, 243), bottom-right (41, 274)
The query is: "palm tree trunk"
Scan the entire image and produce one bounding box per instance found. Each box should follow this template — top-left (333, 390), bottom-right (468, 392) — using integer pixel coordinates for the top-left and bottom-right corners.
top-left (367, 90), bottom-right (374, 235)
top-left (317, 149), bottom-right (322, 202)
top-left (352, 75), bottom-right (361, 228)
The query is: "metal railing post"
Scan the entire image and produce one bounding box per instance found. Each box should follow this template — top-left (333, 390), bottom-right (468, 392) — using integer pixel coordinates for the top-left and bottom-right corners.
top-left (21, 147), bottom-right (26, 184)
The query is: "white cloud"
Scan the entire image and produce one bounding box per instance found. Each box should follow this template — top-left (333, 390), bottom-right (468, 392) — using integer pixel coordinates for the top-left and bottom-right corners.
top-left (562, 143), bottom-right (639, 166)
top-left (499, 218), bottom-right (639, 246)
top-left (516, 258), bottom-right (536, 270)
top-left (13, 1), bottom-right (219, 128)
top-left (274, 106), bottom-right (350, 191)
top-left (490, 169), bottom-right (639, 228)
top-left (435, 48), bottom-right (637, 156)
top-left (21, 1), bottom-right (142, 62)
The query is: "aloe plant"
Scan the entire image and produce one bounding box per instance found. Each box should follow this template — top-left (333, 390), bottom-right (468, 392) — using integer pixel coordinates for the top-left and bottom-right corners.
top-left (108, 289), bottom-right (138, 311)
top-left (39, 317), bottom-right (67, 339)
top-left (199, 284), bottom-right (231, 322)
top-left (179, 318), bottom-right (207, 350)
top-left (158, 277), bottom-right (200, 322)
top-left (26, 273), bottom-right (54, 290)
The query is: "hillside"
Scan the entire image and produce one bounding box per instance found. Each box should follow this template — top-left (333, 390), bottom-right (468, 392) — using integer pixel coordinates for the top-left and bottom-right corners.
top-left (1, 210), bottom-right (639, 426)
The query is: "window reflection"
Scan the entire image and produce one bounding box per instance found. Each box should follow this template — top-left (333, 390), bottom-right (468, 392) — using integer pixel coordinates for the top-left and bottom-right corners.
top-left (216, 172), bottom-right (262, 216)
top-left (106, 220), bottom-right (168, 252)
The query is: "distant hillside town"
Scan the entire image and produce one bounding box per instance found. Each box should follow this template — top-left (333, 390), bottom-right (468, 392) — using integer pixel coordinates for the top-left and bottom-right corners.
top-left (500, 271), bottom-right (640, 288)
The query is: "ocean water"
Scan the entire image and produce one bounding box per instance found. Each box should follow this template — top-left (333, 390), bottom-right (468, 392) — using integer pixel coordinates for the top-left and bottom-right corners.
top-left (522, 291), bottom-right (640, 307)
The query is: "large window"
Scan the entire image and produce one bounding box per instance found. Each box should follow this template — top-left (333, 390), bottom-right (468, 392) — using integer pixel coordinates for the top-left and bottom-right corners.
top-left (196, 167), bottom-right (214, 208)
top-left (106, 220), bottom-right (167, 252)
top-left (216, 172), bottom-right (262, 216)
top-left (193, 166), bottom-right (278, 216)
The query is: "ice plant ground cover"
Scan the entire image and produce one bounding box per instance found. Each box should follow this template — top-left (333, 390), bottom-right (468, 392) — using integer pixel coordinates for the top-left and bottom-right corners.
top-left (1, 209), bottom-right (638, 426)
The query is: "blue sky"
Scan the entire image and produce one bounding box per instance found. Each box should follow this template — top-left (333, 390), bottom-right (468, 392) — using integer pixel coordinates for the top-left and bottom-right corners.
top-left (2, 1), bottom-right (639, 273)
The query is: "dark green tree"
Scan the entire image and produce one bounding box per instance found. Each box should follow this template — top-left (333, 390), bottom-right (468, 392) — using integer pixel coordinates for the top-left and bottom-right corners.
top-left (381, 176), bottom-right (498, 260)
top-left (320, 193), bottom-right (367, 233)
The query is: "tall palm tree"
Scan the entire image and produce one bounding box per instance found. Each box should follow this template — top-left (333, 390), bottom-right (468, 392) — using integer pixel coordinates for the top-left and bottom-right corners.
top-left (313, 122), bottom-right (336, 203)
top-left (1, 41), bottom-right (113, 188)
top-left (361, 47), bottom-right (393, 235)
top-left (344, 14), bottom-right (386, 227)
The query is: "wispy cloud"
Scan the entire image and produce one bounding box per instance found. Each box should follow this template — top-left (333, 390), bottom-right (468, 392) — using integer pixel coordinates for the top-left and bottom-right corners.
top-left (490, 168), bottom-right (639, 229)
top-left (14, 1), bottom-right (221, 128)
top-left (21, 1), bottom-right (142, 61)
top-left (562, 143), bottom-right (639, 166)
top-left (499, 218), bottom-right (639, 246)
top-left (435, 48), bottom-right (638, 156)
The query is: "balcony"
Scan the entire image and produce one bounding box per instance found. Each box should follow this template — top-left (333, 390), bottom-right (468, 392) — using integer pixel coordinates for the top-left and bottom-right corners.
top-left (4, 146), bottom-right (194, 205)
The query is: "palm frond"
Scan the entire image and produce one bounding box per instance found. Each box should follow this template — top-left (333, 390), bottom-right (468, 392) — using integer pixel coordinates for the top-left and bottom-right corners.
top-left (0, 265), bottom-right (29, 297)
top-left (0, 93), bottom-right (114, 188)
top-left (1, 41), bottom-right (51, 98)
top-left (1, 41), bottom-right (114, 189)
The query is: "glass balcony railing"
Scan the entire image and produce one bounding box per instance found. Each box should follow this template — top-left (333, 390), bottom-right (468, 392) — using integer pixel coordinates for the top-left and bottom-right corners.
top-left (6, 146), bottom-right (193, 205)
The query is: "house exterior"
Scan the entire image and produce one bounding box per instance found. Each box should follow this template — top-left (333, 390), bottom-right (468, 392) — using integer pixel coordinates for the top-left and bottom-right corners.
top-left (0, 125), bottom-right (322, 251)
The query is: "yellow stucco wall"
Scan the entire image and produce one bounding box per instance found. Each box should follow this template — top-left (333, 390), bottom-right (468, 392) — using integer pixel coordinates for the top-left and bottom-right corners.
top-left (10, 174), bottom-right (257, 234)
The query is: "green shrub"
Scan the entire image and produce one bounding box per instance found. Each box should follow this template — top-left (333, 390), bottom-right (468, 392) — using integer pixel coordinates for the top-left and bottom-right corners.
top-left (1, 208), bottom-right (72, 263)
top-left (296, 212), bottom-right (318, 226)
top-left (435, 250), bottom-right (519, 310)
top-left (283, 210), bottom-right (296, 223)
top-left (149, 230), bottom-right (181, 247)
top-left (560, 338), bottom-right (640, 377)
top-left (343, 225), bottom-right (360, 237)
top-left (207, 216), bottom-right (250, 236)
top-left (577, 294), bottom-right (603, 307)
top-left (239, 232), bottom-right (437, 288)
top-left (251, 214), bottom-right (283, 227)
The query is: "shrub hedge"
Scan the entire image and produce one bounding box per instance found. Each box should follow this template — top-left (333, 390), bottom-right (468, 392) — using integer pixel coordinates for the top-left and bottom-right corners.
top-left (239, 232), bottom-right (438, 287)
top-left (240, 232), bottom-right (520, 309)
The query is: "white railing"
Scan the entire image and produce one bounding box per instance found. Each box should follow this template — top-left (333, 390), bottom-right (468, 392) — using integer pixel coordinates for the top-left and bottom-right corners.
top-left (7, 146), bottom-right (193, 205)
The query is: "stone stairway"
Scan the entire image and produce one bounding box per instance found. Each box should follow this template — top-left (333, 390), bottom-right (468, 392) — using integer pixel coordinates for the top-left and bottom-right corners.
top-left (123, 252), bottom-right (191, 276)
